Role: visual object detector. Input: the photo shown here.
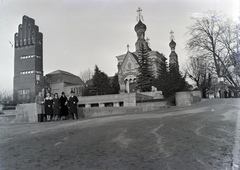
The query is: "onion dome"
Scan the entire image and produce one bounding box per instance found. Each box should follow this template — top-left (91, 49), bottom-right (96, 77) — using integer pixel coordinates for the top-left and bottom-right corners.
top-left (169, 39), bottom-right (176, 49)
top-left (134, 20), bottom-right (147, 34)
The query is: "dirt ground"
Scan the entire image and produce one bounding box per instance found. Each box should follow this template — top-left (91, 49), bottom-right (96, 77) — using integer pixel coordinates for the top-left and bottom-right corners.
top-left (0, 99), bottom-right (239, 170)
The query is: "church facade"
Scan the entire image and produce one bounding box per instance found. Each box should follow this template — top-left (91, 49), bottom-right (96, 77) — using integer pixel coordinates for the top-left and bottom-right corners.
top-left (116, 8), bottom-right (166, 93)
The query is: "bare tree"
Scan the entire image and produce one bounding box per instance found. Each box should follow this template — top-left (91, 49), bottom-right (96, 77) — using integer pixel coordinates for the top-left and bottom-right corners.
top-left (184, 56), bottom-right (213, 98)
top-left (186, 11), bottom-right (240, 91)
top-left (79, 68), bottom-right (93, 83)
top-left (0, 90), bottom-right (13, 104)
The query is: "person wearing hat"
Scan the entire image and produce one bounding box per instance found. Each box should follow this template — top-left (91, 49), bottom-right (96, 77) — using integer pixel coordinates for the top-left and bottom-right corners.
top-left (44, 92), bottom-right (53, 121)
top-left (60, 92), bottom-right (68, 120)
top-left (68, 90), bottom-right (79, 119)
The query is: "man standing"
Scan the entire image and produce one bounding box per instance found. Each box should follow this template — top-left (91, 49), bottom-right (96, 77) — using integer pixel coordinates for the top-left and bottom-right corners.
top-left (35, 92), bottom-right (44, 122)
top-left (68, 90), bottom-right (79, 119)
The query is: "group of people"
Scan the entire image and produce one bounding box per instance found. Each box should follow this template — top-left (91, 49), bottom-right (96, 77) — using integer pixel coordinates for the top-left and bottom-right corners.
top-left (35, 90), bottom-right (79, 122)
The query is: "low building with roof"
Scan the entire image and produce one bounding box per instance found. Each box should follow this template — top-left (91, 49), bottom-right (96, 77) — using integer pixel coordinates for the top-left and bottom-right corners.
top-left (45, 70), bottom-right (84, 96)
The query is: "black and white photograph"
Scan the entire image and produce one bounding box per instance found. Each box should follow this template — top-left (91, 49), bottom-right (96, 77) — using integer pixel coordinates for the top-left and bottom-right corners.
top-left (0, 0), bottom-right (240, 169)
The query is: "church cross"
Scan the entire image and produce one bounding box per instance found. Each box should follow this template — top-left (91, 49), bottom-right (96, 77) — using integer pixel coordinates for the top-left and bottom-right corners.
top-left (136, 7), bottom-right (144, 21)
top-left (137, 7), bottom-right (142, 17)
top-left (170, 30), bottom-right (175, 41)
top-left (127, 44), bottom-right (129, 51)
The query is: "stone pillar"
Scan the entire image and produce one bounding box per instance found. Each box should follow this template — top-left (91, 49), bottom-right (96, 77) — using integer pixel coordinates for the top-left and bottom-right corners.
top-left (113, 102), bottom-right (120, 107)
top-left (99, 103), bottom-right (105, 107)
top-left (85, 104), bottom-right (91, 108)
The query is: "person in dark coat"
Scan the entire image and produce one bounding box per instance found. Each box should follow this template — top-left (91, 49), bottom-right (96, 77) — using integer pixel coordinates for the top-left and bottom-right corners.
top-left (53, 93), bottom-right (60, 121)
top-left (60, 92), bottom-right (68, 120)
top-left (68, 90), bottom-right (79, 119)
top-left (45, 92), bottom-right (53, 121)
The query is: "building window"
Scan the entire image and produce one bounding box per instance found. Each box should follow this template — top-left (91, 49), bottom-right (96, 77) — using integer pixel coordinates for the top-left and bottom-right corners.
top-left (32, 38), bottom-right (35, 44)
top-left (18, 89), bottom-right (30, 101)
top-left (24, 39), bottom-right (26, 45)
top-left (36, 75), bottom-right (40, 81)
top-left (20, 55), bottom-right (42, 59)
top-left (20, 70), bottom-right (36, 75)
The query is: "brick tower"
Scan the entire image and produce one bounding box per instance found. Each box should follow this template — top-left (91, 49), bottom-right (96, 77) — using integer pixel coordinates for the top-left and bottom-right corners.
top-left (13, 15), bottom-right (44, 103)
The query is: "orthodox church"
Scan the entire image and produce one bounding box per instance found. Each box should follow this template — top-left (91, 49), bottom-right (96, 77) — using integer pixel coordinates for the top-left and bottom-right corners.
top-left (116, 8), bottom-right (178, 93)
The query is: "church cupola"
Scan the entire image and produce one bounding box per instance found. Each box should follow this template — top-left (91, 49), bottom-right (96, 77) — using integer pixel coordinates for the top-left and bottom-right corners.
top-left (169, 30), bottom-right (179, 70)
top-left (134, 19), bottom-right (146, 40)
top-left (134, 7), bottom-right (146, 40)
top-left (169, 39), bottom-right (176, 51)
top-left (134, 8), bottom-right (151, 52)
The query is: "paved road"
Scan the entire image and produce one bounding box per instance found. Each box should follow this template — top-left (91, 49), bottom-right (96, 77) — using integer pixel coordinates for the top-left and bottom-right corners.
top-left (0, 99), bottom-right (240, 170)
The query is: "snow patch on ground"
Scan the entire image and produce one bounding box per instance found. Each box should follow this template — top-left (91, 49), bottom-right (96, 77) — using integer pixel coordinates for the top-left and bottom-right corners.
top-left (112, 128), bottom-right (132, 149)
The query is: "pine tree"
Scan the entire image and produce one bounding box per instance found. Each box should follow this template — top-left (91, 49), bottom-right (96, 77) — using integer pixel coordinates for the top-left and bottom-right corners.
top-left (153, 58), bottom-right (191, 105)
top-left (153, 58), bottom-right (169, 96)
top-left (91, 65), bottom-right (111, 95)
top-left (110, 73), bottom-right (120, 94)
top-left (136, 43), bottom-right (153, 92)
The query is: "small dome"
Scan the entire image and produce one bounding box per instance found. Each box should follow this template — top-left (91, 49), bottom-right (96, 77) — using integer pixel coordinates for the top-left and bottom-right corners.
top-left (169, 39), bottom-right (176, 48)
top-left (134, 20), bottom-right (147, 33)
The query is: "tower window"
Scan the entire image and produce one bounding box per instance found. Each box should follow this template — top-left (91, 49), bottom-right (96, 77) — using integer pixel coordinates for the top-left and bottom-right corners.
top-left (32, 38), bottom-right (35, 44)
top-left (24, 39), bottom-right (26, 45)
top-left (36, 75), bottom-right (40, 81)
top-left (18, 89), bottom-right (30, 101)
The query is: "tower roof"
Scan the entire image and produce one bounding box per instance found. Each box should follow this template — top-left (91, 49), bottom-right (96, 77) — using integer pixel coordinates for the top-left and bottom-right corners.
top-left (134, 20), bottom-right (147, 33)
top-left (46, 70), bottom-right (84, 85)
top-left (169, 39), bottom-right (176, 48)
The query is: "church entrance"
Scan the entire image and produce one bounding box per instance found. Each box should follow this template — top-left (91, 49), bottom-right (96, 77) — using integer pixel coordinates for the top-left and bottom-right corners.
top-left (129, 82), bottom-right (137, 93)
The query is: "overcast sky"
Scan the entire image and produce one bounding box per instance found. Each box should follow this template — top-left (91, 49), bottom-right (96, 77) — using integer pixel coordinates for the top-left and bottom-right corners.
top-left (0, 0), bottom-right (239, 92)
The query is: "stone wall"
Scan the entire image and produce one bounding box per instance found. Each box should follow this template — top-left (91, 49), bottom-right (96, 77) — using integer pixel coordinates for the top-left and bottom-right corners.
top-left (136, 101), bottom-right (167, 107)
top-left (175, 91), bottom-right (202, 106)
top-left (140, 91), bottom-right (164, 99)
top-left (78, 93), bottom-right (137, 107)
top-left (0, 115), bottom-right (16, 123)
top-left (15, 103), bottom-right (37, 123)
top-left (78, 102), bottom-right (168, 118)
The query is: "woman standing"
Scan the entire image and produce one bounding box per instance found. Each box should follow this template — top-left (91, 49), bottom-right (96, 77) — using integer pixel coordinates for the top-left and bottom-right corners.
top-left (53, 93), bottom-right (60, 121)
top-left (60, 92), bottom-right (68, 120)
top-left (45, 92), bottom-right (53, 121)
